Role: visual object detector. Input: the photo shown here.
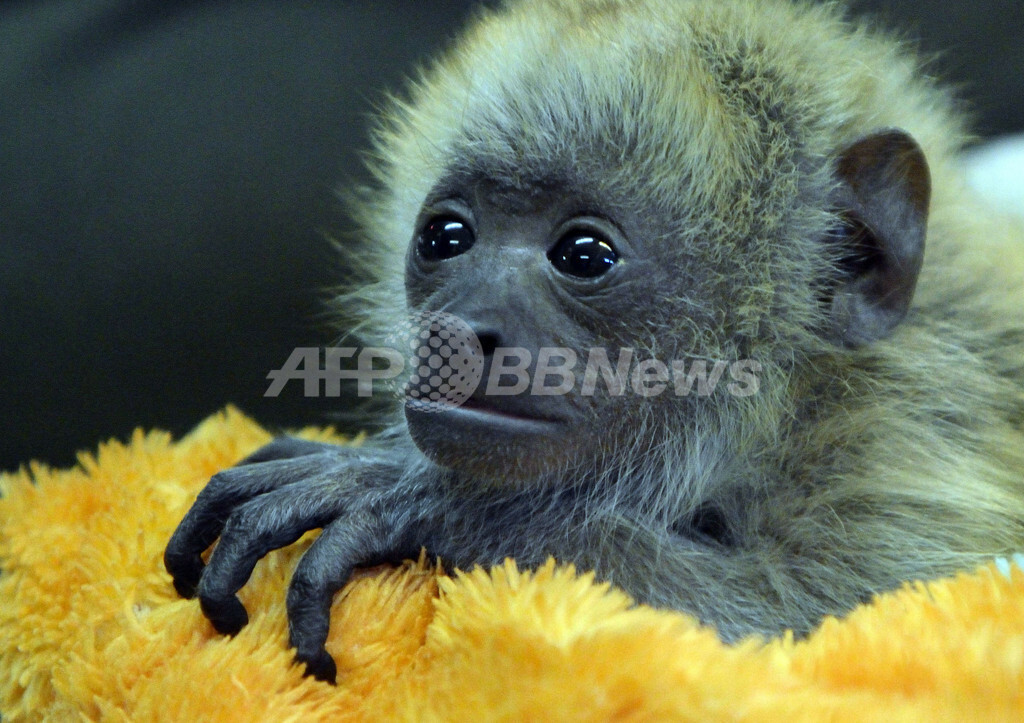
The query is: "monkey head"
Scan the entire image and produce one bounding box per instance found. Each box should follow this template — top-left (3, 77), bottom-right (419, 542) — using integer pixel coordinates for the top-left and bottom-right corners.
top-left (359, 0), bottom-right (932, 485)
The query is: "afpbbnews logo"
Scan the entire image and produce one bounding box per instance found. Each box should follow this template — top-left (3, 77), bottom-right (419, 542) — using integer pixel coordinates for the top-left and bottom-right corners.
top-left (265, 312), bottom-right (762, 404)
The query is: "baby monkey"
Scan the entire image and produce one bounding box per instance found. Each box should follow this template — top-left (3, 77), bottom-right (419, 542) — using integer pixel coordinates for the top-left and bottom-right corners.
top-left (165, 0), bottom-right (1024, 683)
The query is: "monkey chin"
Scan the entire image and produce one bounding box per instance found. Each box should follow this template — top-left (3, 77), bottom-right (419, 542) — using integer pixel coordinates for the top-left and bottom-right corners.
top-left (404, 398), bottom-right (577, 484)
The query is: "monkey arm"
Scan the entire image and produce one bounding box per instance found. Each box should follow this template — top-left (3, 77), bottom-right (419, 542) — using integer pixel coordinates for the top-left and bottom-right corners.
top-left (414, 485), bottom-right (866, 643)
top-left (568, 516), bottom-right (843, 642)
top-left (563, 493), bottom-right (971, 645)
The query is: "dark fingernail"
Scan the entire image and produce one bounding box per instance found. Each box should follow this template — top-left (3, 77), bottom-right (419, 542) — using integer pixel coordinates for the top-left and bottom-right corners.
top-left (200, 595), bottom-right (249, 635)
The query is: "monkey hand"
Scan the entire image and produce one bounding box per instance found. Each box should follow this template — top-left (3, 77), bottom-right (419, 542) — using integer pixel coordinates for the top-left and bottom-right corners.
top-left (164, 436), bottom-right (422, 683)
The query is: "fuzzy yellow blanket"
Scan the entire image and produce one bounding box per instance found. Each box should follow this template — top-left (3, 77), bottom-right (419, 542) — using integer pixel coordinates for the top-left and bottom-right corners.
top-left (2, 407), bottom-right (1023, 721)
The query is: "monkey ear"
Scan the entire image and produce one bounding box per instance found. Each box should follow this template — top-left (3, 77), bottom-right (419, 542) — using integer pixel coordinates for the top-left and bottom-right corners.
top-left (826, 129), bottom-right (930, 347)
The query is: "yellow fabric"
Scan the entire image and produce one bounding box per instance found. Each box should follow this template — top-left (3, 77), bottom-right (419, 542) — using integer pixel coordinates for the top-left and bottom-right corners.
top-left (2, 407), bottom-right (1023, 721)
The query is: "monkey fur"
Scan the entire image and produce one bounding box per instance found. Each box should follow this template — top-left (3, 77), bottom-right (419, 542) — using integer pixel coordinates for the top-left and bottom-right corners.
top-left (165, 0), bottom-right (1024, 683)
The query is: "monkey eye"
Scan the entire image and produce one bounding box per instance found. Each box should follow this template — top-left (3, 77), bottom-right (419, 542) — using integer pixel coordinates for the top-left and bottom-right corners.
top-left (417, 215), bottom-right (475, 261)
top-left (548, 232), bottom-right (619, 278)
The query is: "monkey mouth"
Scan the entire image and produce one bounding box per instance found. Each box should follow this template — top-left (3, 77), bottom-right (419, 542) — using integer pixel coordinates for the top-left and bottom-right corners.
top-left (405, 397), bottom-right (565, 433)
top-left (404, 396), bottom-right (576, 479)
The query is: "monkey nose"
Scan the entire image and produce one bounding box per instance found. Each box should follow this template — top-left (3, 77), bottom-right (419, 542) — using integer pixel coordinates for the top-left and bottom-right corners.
top-left (472, 327), bottom-right (501, 356)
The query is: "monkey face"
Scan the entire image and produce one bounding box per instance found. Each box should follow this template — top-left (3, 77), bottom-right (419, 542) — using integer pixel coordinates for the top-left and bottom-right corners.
top-left (401, 175), bottom-right (679, 483)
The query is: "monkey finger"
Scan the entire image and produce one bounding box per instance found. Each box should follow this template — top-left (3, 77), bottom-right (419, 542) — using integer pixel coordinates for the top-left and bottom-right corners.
top-left (286, 516), bottom-right (417, 684)
top-left (164, 453), bottom-right (348, 598)
top-left (285, 520), bottom-right (360, 684)
top-left (194, 479), bottom-right (350, 635)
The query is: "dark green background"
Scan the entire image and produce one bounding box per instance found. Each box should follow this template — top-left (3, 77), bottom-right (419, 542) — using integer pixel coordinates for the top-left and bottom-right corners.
top-left (2, 1), bottom-right (1022, 470)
